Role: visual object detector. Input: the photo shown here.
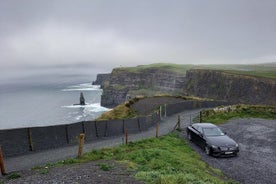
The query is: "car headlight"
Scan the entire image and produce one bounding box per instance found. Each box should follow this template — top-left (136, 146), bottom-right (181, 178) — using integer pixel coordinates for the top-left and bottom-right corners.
top-left (211, 145), bottom-right (218, 149)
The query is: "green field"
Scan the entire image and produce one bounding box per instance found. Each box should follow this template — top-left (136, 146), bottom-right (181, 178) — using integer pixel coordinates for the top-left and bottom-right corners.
top-left (117, 63), bottom-right (276, 79)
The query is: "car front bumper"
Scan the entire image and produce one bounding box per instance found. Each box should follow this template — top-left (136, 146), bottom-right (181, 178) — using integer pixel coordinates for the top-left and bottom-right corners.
top-left (212, 146), bottom-right (239, 156)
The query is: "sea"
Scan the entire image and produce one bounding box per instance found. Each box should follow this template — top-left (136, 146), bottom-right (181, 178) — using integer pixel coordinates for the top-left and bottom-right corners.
top-left (0, 66), bottom-right (111, 130)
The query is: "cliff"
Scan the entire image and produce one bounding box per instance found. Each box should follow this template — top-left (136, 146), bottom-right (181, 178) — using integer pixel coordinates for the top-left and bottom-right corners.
top-left (185, 69), bottom-right (276, 105)
top-left (98, 65), bottom-right (276, 107)
top-left (101, 67), bottom-right (186, 107)
top-left (92, 73), bottom-right (111, 87)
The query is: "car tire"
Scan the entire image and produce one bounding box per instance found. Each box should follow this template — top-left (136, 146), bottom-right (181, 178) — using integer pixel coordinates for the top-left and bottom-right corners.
top-left (204, 145), bottom-right (211, 155)
top-left (187, 131), bottom-right (192, 141)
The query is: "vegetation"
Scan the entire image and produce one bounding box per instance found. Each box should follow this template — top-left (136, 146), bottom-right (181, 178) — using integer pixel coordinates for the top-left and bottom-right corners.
top-left (117, 63), bottom-right (196, 74)
top-left (201, 104), bottom-right (276, 124)
top-left (34, 134), bottom-right (236, 184)
top-left (7, 172), bottom-right (21, 180)
top-left (128, 88), bottom-right (183, 97)
top-left (98, 95), bottom-right (212, 120)
top-left (97, 163), bottom-right (112, 171)
top-left (115, 63), bottom-right (276, 79)
top-left (96, 104), bottom-right (139, 120)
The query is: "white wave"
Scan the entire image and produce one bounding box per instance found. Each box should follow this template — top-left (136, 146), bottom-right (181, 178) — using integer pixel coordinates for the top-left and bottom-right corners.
top-left (62, 88), bottom-right (101, 91)
top-left (75, 115), bottom-right (83, 120)
top-left (62, 83), bottom-right (101, 91)
top-left (62, 103), bottom-right (111, 112)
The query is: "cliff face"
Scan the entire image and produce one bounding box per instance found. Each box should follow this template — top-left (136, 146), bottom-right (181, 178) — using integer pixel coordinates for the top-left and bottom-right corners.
top-left (185, 70), bottom-right (276, 105)
top-left (98, 68), bottom-right (276, 107)
top-left (101, 68), bottom-right (186, 107)
top-left (92, 73), bottom-right (111, 87)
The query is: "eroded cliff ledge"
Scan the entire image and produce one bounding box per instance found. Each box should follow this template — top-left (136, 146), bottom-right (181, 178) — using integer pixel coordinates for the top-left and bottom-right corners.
top-left (98, 67), bottom-right (276, 107)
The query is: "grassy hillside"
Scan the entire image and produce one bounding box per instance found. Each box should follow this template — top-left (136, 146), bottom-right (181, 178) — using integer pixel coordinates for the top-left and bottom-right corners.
top-left (117, 63), bottom-right (276, 79)
top-left (201, 104), bottom-right (276, 124)
top-left (35, 134), bottom-right (237, 184)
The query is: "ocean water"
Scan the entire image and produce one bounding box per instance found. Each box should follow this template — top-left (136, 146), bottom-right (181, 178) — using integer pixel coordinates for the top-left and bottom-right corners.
top-left (0, 66), bottom-right (110, 130)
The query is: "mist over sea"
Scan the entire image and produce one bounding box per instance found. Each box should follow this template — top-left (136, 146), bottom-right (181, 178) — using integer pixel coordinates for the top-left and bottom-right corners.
top-left (0, 66), bottom-right (110, 130)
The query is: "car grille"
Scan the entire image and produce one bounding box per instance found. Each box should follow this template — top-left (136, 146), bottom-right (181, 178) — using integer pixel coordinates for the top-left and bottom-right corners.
top-left (220, 146), bottom-right (236, 151)
top-left (220, 147), bottom-right (228, 151)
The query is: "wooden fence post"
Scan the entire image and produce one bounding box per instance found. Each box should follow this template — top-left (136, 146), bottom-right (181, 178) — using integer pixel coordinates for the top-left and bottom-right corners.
top-left (155, 122), bottom-right (159, 138)
top-left (159, 106), bottom-right (162, 119)
top-left (200, 111), bottom-right (202, 123)
top-left (164, 104), bottom-right (167, 117)
top-left (0, 145), bottom-right (6, 175)
top-left (125, 128), bottom-right (128, 144)
top-left (28, 128), bottom-right (34, 151)
top-left (78, 133), bottom-right (85, 158)
top-left (177, 115), bottom-right (181, 130)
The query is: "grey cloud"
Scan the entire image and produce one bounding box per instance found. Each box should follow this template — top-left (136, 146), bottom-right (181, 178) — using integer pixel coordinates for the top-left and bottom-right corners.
top-left (0, 0), bottom-right (275, 70)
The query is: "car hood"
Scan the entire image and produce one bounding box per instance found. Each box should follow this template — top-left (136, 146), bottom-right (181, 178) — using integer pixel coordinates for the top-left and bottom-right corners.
top-left (206, 135), bottom-right (237, 147)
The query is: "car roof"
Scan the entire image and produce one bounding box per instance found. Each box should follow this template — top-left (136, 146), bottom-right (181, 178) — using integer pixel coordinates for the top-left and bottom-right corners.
top-left (192, 123), bottom-right (217, 128)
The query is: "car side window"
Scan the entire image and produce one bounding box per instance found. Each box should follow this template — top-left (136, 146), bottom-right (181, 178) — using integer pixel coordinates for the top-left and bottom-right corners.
top-left (197, 127), bottom-right (203, 134)
top-left (192, 125), bottom-right (203, 134)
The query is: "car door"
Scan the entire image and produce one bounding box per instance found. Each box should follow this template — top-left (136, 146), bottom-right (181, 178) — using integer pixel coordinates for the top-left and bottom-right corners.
top-left (196, 127), bottom-right (206, 148)
top-left (190, 125), bottom-right (202, 145)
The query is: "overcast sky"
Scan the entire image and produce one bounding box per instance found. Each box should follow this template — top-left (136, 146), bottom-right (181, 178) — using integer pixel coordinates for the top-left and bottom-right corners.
top-left (0, 0), bottom-right (276, 71)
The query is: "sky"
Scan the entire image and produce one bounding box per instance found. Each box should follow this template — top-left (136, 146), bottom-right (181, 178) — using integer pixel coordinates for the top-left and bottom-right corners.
top-left (0, 0), bottom-right (276, 72)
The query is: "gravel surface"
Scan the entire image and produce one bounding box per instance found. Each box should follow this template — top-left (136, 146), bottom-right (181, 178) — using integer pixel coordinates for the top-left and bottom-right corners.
top-left (183, 118), bottom-right (276, 184)
top-left (3, 160), bottom-right (143, 184)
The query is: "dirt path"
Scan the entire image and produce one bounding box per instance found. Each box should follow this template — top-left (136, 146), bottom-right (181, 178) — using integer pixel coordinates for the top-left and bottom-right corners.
top-left (4, 160), bottom-right (144, 184)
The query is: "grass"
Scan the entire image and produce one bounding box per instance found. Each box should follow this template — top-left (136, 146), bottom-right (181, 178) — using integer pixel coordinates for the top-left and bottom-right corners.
top-left (7, 172), bottom-right (21, 180)
top-left (98, 95), bottom-right (212, 120)
top-left (97, 163), bottom-right (112, 171)
top-left (33, 133), bottom-right (237, 184)
top-left (96, 104), bottom-right (139, 120)
top-left (115, 63), bottom-right (276, 79)
top-left (201, 105), bottom-right (276, 124)
top-left (117, 63), bottom-right (196, 74)
top-left (222, 70), bottom-right (276, 80)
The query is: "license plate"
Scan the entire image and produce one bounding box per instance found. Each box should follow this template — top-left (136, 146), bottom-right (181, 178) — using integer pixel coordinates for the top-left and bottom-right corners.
top-left (225, 152), bottom-right (233, 154)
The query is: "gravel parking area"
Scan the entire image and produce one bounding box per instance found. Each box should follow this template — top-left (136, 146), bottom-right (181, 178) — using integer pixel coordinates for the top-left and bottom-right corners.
top-left (185, 118), bottom-right (276, 184)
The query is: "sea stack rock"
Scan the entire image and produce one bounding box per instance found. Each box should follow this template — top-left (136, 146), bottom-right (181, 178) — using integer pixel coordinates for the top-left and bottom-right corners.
top-left (80, 92), bottom-right (85, 105)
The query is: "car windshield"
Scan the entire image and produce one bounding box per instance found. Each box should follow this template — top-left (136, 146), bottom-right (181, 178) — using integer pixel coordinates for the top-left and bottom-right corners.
top-left (203, 127), bottom-right (224, 136)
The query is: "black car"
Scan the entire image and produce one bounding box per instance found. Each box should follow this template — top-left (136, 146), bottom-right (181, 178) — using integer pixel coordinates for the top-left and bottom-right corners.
top-left (186, 123), bottom-right (239, 156)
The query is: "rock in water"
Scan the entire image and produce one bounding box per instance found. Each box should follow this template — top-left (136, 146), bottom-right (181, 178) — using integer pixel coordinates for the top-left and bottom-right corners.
top-left (80, 92), bottom-right (85, 105)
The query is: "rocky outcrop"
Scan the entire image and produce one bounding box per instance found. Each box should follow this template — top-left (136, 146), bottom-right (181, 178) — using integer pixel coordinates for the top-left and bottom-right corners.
top-left (185, 69), bottom-right (276, 105)
top-left (100, 68), bottom-right (186, 107)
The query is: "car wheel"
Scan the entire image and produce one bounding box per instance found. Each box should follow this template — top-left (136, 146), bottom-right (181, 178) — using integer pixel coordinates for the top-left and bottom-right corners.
top-left (204, 146), bottom-right (211, 155)
top-left (187, 132), bottom-right (192, 141)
